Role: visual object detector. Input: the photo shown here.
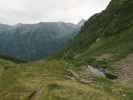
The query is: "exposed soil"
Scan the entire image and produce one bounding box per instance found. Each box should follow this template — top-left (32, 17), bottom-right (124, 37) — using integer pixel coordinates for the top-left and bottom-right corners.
top-left (115, 54), bottom-right (133, 83)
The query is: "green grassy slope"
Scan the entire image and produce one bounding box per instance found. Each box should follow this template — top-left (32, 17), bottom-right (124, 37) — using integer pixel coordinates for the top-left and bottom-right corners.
top-left (54, 0), bottom-right (133, 83)
top-left (58, 0), bottom-right (133, 59)
top-left (0, 58), bottom-right (133, 100)
top-left (0, 0), bottom-right (133, 99)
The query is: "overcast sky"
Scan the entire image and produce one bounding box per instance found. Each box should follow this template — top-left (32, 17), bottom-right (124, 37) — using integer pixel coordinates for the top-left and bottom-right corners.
top-left (0, 0), bottom-right (111, 25)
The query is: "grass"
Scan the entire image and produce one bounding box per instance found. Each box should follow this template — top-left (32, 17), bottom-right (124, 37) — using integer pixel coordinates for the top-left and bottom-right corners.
top-left (0, 58), bottom-right (132, 100)
top-left (0, 0), bottom-right (133, 99)
top-left (75, 27), bottom-right (133, 61)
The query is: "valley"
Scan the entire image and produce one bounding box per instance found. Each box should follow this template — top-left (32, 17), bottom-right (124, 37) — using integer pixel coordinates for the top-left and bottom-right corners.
top-left (0, 0), bottom-right (133, 100)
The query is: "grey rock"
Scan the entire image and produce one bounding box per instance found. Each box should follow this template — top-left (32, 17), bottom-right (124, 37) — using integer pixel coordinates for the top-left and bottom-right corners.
top-left (87, 65), bottom-right (106, 78)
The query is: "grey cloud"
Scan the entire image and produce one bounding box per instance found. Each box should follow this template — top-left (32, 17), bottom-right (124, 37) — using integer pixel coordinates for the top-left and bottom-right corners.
top-left (0, 0), bottom-right (111, 24)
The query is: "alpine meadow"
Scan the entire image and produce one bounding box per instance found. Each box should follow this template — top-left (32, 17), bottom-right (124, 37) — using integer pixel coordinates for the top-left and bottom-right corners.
top-left (0, 0), bottom-right (133, 100)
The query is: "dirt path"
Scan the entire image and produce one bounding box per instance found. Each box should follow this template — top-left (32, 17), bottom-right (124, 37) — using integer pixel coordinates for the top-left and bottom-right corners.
top-left (115, 54), bottom-right (133, 83)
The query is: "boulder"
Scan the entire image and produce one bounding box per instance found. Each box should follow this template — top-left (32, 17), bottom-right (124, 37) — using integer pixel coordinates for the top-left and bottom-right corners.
top-left (87, 65), bottom-right (106, 78)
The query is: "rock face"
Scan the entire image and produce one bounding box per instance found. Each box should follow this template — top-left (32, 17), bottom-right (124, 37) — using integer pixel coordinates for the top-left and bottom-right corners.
top-left (0, 22), bottom-right (80, 60)
top-left (78, 19), bottom-right (86, 27)
top-left (87, 65), bottom-right (118, 80)
top-left (87, 65), bottom-right (105, 78)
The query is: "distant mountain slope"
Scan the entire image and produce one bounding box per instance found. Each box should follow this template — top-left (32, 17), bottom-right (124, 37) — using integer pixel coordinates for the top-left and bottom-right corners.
top-left (58, 0), bottom-right (133, 82)
top-left (77, 19), bottom-right (86, 27)
top-left (0, 22), bottom-right (80, 60)
top-left (0, 1), bottom-right (133, 99)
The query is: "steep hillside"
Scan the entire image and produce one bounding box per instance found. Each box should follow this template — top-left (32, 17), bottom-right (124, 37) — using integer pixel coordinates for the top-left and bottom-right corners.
top-left (0, 0), bottom-right (133, 100)
top-left (57, 0), bottom-right (133, 82)
top-left (0, 22), bottom-right (80, 60)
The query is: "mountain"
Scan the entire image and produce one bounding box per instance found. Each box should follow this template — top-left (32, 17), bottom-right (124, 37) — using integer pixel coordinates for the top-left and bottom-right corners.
top-left (0, 22), bottom-right (80, 60)
top-left (78, 19), bottom-right (86, 27)
top-left (0, 0), bottom-right (133, 100)
top-left (58, 0), bottom-right (133, 82)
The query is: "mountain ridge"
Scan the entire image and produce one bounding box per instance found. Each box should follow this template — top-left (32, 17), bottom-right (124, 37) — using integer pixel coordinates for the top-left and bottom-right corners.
top-left (0, 21), bottom-right (80, 60)
top-left (0, 0), bottom-right (133, 100)
top-left (57, 0), bottom-right (133, 82)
